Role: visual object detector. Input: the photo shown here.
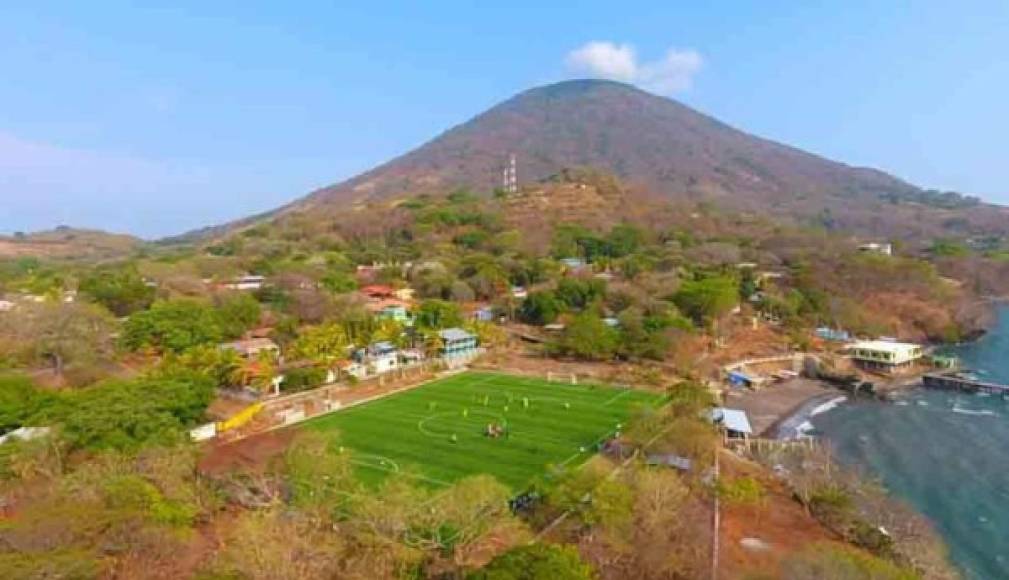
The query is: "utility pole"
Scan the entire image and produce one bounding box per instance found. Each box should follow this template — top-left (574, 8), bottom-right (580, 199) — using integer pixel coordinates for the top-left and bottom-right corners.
top-left (502, 153), bottom-right (517, 194)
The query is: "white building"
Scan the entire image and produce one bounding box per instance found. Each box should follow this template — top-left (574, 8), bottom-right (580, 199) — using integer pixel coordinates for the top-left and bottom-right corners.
top-left (848, 340), bottom-right (923, 372)
top-left (858, 242), bottom-right (893, 256)
top-left (224, 275), bottom-right (266, 291)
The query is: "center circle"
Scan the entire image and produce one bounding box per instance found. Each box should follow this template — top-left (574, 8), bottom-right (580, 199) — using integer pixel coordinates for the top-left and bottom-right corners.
top-left (417, 410), bottom-right (506, 437)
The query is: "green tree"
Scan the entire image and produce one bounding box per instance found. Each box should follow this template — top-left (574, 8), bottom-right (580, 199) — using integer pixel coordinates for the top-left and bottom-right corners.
top-left (470, 543), bottom-right (595, 580)
top-left (78, 267), bottom-right (156, 316)
top-left (606, 223), bottom-right (644, 258)
top-left (289, 323), bottom-right (350, 368)
top-left (0, 375), bottom-right (56, 433)
top-left (50, 376), bottom-right (214, 451)
top-left (553, 313), bottom-right (619, 360)
top-left (213, 292), bottom-right (262, 339)
top-left (555, 278), bottom-right (607, 311)
top-left (520, 291), bottom-right (561, 325)
top-left (122, 300), bottom-right (223, 353)
top-left (415, 299), bottom-right (464, 329)
top-left (672, 276), bottom-right (738, 325)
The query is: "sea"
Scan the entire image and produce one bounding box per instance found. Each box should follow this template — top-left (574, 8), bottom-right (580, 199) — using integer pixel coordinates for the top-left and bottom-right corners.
top-left (810, 306), bottom-right (1009, 579)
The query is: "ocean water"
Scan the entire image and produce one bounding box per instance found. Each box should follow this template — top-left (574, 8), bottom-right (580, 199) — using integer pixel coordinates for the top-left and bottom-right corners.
top-left (812, 307), bottom-right (1009, 579)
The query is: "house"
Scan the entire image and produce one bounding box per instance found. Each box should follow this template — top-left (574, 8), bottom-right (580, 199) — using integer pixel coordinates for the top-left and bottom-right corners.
top-left (439, 328), bottom-right (479, 359)
top-left (365, 298), bottom-right (411, 322)
top-left (338, 359), bottom-right (368, 380)
top-left (858, 242), bottom-right (893, 256)
top-left (559, 257), bottom-right (588, 272)
top-left (470, 305), bottom-right (495, 323)
top-left (930, 354), bottom-right (959, 370)
top-left (365, 341), bottom-right (399, 374)
top-left (220, 338), bottom-right (280, 359)
top-left (602, 317), bottom-right (620, 328)
top-left (511, 286), bottom-right (528, 299)
top-left (711, 408), bottom-right (753, 441)
top-left (815, 327), bottom-right (851, 342)
top-left (225, 275), bottom-right (266, 291)
top-left (848, 340), bottom-right (923, 373)
top-left (393, 287), bottom-right (416, 302)
top-left (360, 284), bottom-right (395, 299)
top-left (399, 348), bottom-right (425, 364)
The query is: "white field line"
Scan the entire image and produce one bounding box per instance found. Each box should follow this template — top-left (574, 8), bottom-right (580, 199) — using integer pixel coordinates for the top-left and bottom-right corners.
top-left (349, 457), bottom-right (453, 488)
top-left (602, 388), bottom-right (633, 407)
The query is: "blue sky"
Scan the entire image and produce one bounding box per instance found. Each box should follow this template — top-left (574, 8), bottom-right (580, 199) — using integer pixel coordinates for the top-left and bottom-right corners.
top-left (1, 1), bottom-right (1007, 238)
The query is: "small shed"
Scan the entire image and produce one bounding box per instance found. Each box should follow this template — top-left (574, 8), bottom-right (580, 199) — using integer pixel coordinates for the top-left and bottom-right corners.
top-left (220, 338), bottom-right (280, 359)
top-left (711, 407), bottom-right (753, 441)
top-left (727, 370), bottom-right (757, 389)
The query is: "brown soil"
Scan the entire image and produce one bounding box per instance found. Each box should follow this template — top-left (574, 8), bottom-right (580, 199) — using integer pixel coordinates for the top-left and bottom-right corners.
top-left (198, 429), bottom-right (296, 476)
top-left (718, 452), bottom-right (846, 579)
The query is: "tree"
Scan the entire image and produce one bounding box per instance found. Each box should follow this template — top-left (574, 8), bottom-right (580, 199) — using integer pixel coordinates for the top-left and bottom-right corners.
top-left (7, 301), bottom-right (116, 376)
top-left (415, 299), bottom-right (464, 329)
top-left (672, 276), bottom-right (738, 326)
top-left (520, 291), bottom-right (561, 325)
top-left (470, 543), bottom-right (594, 580)
top-left (213, 292), bottom-right (262, 339)
top-left (0, 375), bottom-right (56, 433)
top-left (616, 308), bottom-right (669, 360)
top-left (553, 313), bottom-right (619, 360)
top-left (157, 344), bottom-right (242, 388)
top-left (289, 323), bottom-right (350, 368)
top-left (121, 300), bottom-right (223, 353)
top-left (555, 278), bottom-right (607, 311)
top-left (606, 223), bottom-right (644, 258)
top-left (49, 376), bottom-right (214, 451)
top-left (78, 267), bottom-right (156, 316)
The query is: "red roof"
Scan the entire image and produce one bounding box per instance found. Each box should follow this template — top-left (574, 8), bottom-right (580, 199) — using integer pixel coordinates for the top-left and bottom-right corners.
top-left (364, 298), bottom-right (411, 312)
top-left (360, 284), bottom-right (395, 298)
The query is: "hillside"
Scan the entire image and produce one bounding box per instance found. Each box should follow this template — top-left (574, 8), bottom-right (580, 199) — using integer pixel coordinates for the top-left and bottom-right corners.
top-left (0, 226), bottom-right (143, 260)
top-left (249, 79), bottom-right (1000, 243)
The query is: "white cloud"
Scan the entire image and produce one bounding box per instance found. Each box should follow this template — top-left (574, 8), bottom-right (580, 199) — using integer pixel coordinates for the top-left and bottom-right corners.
top-left (565, 41), bottom-right (703, 95)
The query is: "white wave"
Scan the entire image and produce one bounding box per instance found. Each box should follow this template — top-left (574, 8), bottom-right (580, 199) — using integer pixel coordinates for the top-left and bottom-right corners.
top-left (951, 405), bottom-right (998, 417)
top-left (894, 401), bottom-right (910, 406)
top-left (810, 396), bottom-right (848, 417)
top-left (917, 400), bottom-right (930, 406)
top-left (796, 420), bottom-right (815, 435)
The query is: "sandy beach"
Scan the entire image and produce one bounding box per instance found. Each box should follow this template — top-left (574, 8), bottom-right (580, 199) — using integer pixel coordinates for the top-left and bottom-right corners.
top-left (722, 378), bottom-right (844, 438)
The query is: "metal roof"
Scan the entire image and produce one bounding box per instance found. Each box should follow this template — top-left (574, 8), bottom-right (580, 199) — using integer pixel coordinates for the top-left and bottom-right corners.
top-left (712, 407), bottom-right (753, 434)
top-left (439, 328), bottom-right (475, 341)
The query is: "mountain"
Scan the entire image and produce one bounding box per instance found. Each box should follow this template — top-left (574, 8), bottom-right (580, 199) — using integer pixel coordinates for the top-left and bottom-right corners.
top-left (197, 79), bottom-right (1005, 242)
top-left (0, 226), bottom-right (143, 260)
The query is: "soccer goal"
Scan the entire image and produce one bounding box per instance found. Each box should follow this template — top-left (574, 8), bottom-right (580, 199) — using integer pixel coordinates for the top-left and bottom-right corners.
top-left (547, 372), bottom-right (578, 385)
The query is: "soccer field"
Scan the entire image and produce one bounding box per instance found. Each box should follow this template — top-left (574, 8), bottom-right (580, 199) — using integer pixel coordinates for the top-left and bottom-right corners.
top-left (302, 371), bottom-right (665, 489)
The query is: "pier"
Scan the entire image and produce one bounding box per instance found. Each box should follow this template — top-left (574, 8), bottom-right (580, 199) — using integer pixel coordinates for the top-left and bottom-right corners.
top-left (922, 371), bottom-right (1009, 397)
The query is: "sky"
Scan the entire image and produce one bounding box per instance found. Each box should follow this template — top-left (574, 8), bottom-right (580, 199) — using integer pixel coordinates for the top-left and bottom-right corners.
top-left (1, 1), bottom-right (1007, 239)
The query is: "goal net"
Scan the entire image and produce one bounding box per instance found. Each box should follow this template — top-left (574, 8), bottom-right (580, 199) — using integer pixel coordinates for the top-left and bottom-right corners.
top-left (547, 372), bottom-right (578, 385)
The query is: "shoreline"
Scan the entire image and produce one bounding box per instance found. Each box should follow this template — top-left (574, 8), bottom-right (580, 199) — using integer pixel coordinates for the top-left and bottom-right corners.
top-left (766, 391), bottom-right (849, 440)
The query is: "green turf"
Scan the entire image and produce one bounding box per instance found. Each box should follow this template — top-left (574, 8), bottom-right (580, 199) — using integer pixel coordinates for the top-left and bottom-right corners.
top-left (301, 371), bottom-right (665, 489)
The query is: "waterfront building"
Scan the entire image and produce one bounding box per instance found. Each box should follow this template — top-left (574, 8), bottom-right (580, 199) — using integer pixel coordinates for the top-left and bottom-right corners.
top-left (848, 340), bottom-right (923, 373)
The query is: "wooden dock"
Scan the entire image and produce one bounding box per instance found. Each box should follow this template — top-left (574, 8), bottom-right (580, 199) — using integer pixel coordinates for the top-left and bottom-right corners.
top-left (922, 371), bottom-right (1009, 397)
